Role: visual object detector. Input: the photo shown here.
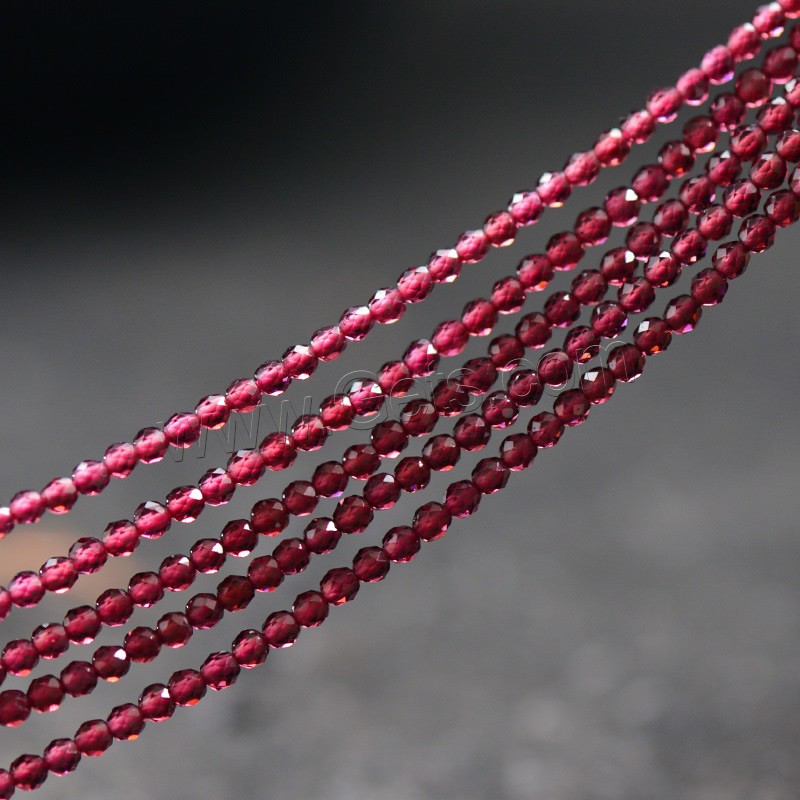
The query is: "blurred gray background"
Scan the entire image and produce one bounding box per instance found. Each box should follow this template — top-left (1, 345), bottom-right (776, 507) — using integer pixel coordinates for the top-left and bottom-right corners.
top-left (1, 2), bottom-right (799, 798)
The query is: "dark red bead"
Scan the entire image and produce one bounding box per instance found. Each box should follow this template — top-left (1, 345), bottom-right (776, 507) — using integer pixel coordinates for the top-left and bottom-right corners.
top-left (431, 379), bottom-right (470, 416)
top-left (226, 449), bottom-right (265, 486)
top-left (220, 520), bottom-right (258, 557)
top-left (339, 306), bottom-right (373, 342)
top-left (254, 360), bottom-right (290, 395)
top-left (491, 276), bottom-right (525, 313)
top-left (472, 458), bottom-right (510, 494)
top-left (404, 339), bottom-right (439, 377)
top-left (432, 319), bottom-right (469, 357)
top-left (225, 377), bottom-right (261, 412)
top-left (679, 175), bottom-right (715, 213)
top-left (353, 547), bottom-right (391, 582)
top-left (303, 517), bottom-right (340, 554)
top-left (44, 739), bottom-right (80, 775)
top-left (697, 205), bottom-right (733, 240)
top-left (102, 519), bottom-right (139, 557)
top-left (546, 231), bottom-right (584, 270)
top-left (164, 412), bottom-right (201, 449)
top-left (124, 627), bottom-right (161, 663)
top-left (453, 414), bottom-right (491, 451)
top-left (273, 538), bottom-right (310, 574)
top-left (217, 575), bottom-right (255, 612)
top-left (395, 457), bottom-right (431, 491)
top-left (653, 200), bottom-right (689, 237)
top-left (128, 571), bottom-right (163, 607)
top-left (607, 344), bottom-right (646, 382)
top-left (200, 652), bottom-right (240, 689)
top-left (168, 669), bottom-right (207, 706)
top-left (776, 128), bottom-right (800, 161)
top-left (594, 128), bottom-right (630, 165)
top-left (412, 502), bottom-right (452, 542)
top-left (517, 254), bottom-right (554, 292)
top-left (39, 556), bottom-right (78, 593)
top-left (631, 163), bottom-right (669, 202)
top-left (664, 296), bottom-right (703, 333)
top-left (621, 109), bottom-right (656, 143)
top-left (92, 645), bottom-right (130, 682)
top-left (107, 704), bottom-right (145, 740)
top-left (706, 150), bottom-right (742, 186)
top-left (600, 248), bottom-right (637, 285)
top-left (378, 361), bottom-right (413, 396)
top-left (41, 477), bottom-right (78, 514)
top-left (195, 394), bottom-right (230, 429)
top-left (647, 86), bottom-right (682, 122)
top-left (185, 593), bottom-right (224, 629)
top-left (0, 690), bottom-right (31, 727)
top-left (571, 269), bottom-right (607, 306)
top-left (528, 412), bottom-right (564, 448)
top-left (64, 606), bottom-right (101, 644)
top-left (321, 568), bottom-right (360, 605)
top-left (751, 150), bottom-right (788, 190)
top-left (259, 432), bottom-right (298, 470)
top-left (579, 367), bottom-right (617, 404)
top-left (537, 171), bottom-right (571, 206)
top-left (724, 180), bottom-right (761, 216)
top-left (293, 591), bottom-right (329, 628)
top-left (31, 623), bottom-right (68, 659)
top-left (538, 349), bottom-right (573, 386)
top-left (757, 98), bottom-right (795, 132)
top-left (312, 461), bottom-right (349, 498)
top-left (371, 421), bottom-right (409, 457)
top-left (731, 125), bottom-right (767, 161)
top-left (626, 222), bottom-right (661, 259)
top-left (250, 498), bottom-right (289, 536)
top-left (515, 312), bottom-right (552, 349)
top-left (462, 298), bottom-right (498, 335)
top-left (738, 214), bottom-right (777, 251)
top-left (248, 556), bottom-right (284, 592)
top-left (28, 675), bottom-right (64, 713)
top-left (735, 68), bottom-right (771, 107)
top-left (618, 278), bottom-right (656, 313)
top-left (444, 480), bottom-right (481, 517)
top-left (573, 206), bottom-right (611, 245)
top-left (263, 611), bottom-right (301, 647)
top-left (765, 189), bottom-right (800, 225)
top-left (634, 318), bottom-right (672, 355)
top-left (96, 588), bottom-right (133, 626)
top-left (75, 720), bottom-right (113, 756)
top-left (334, 495), bottom-right (374, 533)
top-left (553, 389), bottom-right (591, 426)
top-left (658, 140), bottom-right (694, 176)
top-left (544, 291), bottom-right (580, 327)
top-left (397, 266), bottom-right (433, 303)
top-left (138, 684), bottom-right (175, 722)
top-left (710, 93), bottom-right (746, 130)
top-left (461, 358), bottom-right (498, 395)
top-left (10, 755), bottom-right (47, 790)
top-left (363, 473), bottom-right (402, 510)
top-left (382, 527), bottom-right (422, 562)
top-left (2, 640), bottom-right (37, 676)
top-left (644, 252), bottom-right (682, 287)
top-left (190, 538), bottom-right (226, 573)
top-left (156, 612), bottom-right (193, 648)
top-left (677, 68), bottom-right (710, 105)
top-left (507, 369), bottom-right (544, 407)
top-left (60, 661), bottom-right (97, 697)
top-left (198, 468), bottom-right (236, 506)
top-left (282, 480), bottom-right (319, 515)
top-left (455, 230), bottom-right (489, 263)
top-left (671, 229), bottom-right (708, 265)
top-left (564, 150), bottom-right (601, 185)
top-left (489, 335), bottom-right (525, 371)
top-left (508, 190), bottom-right (544, 225)
top-left (605, 187), bottom-right (640, 226)
top-left (400, 400), bottom-right (438, 436)
top-left (232, 630), bottom-right (268, 668)
top-left (481, 392), bottom-right (518, 428)
top-left (691, 268), bottom-right (729, 305)
top-left (591, 302), bottom-right (628, 338)
top-left (499, 434), bottom-right (537, 471)
top-left (68, 539), bottom-right (108, 575)
top-left (291, 413), bottom-right (328, 451)
top-left (682, 115), bottom-right (719, 152)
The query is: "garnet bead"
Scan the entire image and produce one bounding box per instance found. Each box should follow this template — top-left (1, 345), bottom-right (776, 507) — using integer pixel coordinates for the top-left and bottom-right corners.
top-left (334, 495), bottom-right (374, 533)
top-left (190, 538), bottom-right (226, 573)
top-left (217, 575), bottom-right (255, 612)
top-left (664, 296), bottom-right (703, 333)
top-left (232, 630), bottom-right (269, 668)
top-left (220, 519), bottom-right (258, 557)
top-left (499, 434), bottom-right (537, 471)
top-left (282, 480), bottom-right (319, 515)
top-left (339, 305), bottom-right (374, 342)
top-left (10, 491), bottom-right (45, 525)
top-left (273, 538), bottom-right (310, 574)
top-left (413, 502), bottom-right (452, 542)
top-left (507, 190), bottom-right (544, 225)
top-left (453, 414), bottom-right (491, 451)
top-left (32, 623), bottom-right (68, 659)
top-left (250, 498), bottom-right (289, 536)
top-left (369, 287), bottom-right (406, 323)
top-left (39, 557), bottom-right (78, 593)
top-left (195, 394), bottom-right (229, 429)
top-left (644, 252), bottom-right (682, 287)
top-left (634, 318), bottom-right (673, 355)
top-left (580, 368), bottom-right (617, 404)
top-left (537, 171), bottom-right (571, 207)
top-left (371, 420), bottom-right (409, 457)
top-left (591, 302), bottom-right (628, 339)
top-left (168, 669), bottom-right (207, 706)
top-left (352, 547), bottom-right (391, 582)
top-left (293, 591), bottom-right (329, 627)
top-left (483, 212), bottom-right (517, 247)
top-left (96, 589), bottom-right (134, 626)
top-left (312, 461), bottom-right (349, 498)
top-left (607, 344), bottom-right (646, 382)
top-left (185, 593), bottom-right (224, 629)
top-left (107, 703), bottom-right (145, 740)
top-left (138, 684), bottom-right (175, 722)
top-left (164, 412), bottom-right (201, 448)
top-left (75, 720), bottom-right (113, 757)
top-left (60, 661), bottom-right (98, 697)
top-left (254, 360), bottom-right (290, 395)
top-left (397, 266), bottom-right (433, 303)
top-left (69, 537), bottom-right (107, 574)
top-left (395, 457), bottom-right (431, 491)
top-left (738, 214), bottom-right (777, 251)
top-left (72, 460), bottom-right (109, 496)
top-left (263, 611), bottom-right (301, 648)
top-left (248, 556), bottom-right (284, 592)
top-left (41, 477), bottom-right (78, 514)
top-left (9, 572), bottom-right (45, 608)
top-left (553, 389), bottom-right (591, 426)
top-left (156, 612), bottom-right (193, 648)
top-left (321, 568), bottom-right (361, 605)
top-left (124, 627), bottom-right (161, 663)
top-left (304, 518), bottom-right (341, 554)
top-left (200, 652), bottom-right (240, 690)
top-left (93, 646), bottom-right (130, 682)
top-left (342, 445), bottom-right (380, 480)
top-left (472, 458), bottom-right (510, 494)
top-left (28, 675), bottom-right (64, 713)
top-left (10, 755), bottom-right (47, 791)
top-left (517, 254), bottom-right (554, 291)
top-left (528, 412), bottom-right (564, 448)
top-left (0, 690), bottom-right (31, 727)
top-left (44, 739), bottom-right (81, 775)
top-left (364, 473), bottom-right (401, 509)
top-left (454, 230), bottom-right (490, 262)
top-left (226, 449), bottom-right (265, 486)
top-left (64, 606), bottom-right (101, 644)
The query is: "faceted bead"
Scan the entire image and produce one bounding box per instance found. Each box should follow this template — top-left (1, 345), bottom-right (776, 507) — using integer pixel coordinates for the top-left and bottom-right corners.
top-left (665, 296), bottom-right (702, 333)
top-left (580, 367), bottom-right (617, 404)
top-left (454, 230), bottom-right (490, 263)
top-left (444, 480), bottom-right (481, 518)
top-left (321, 568), bottom-right (360, 605)
top-left (691, 268), bottom-right (729, 306)
top-left (471, 458), bottom-right (510, 494)
top-left (528, 412), bottom-right (564, 448)
top-left (712, 241), bottom-right (751, 278)
top-left (44, 739), bottom-right (80, 775)
top-left (483, 212), bottom-right (517, 247)
top-left (634, 318), bottom-right (672, 354)
top-left (631, 164), bottom-right (669, 202)
top-left (29, 675), bottom-right (66, 714)
top-left (166, 485), bottom-right (205, 523)
top-left (95, 588), bottom-right (133, 626)
top-left (757, 98), bottom-right (795, 133)
top-left (731, 125), bottom-right (767, 160)
top-left (462, 299), bottom-right (498, 335)
top-left (138, 684), bottom-right (175, 722)
top-left (546, 231), bottom-right (584, 271)
top-left (765, 189), bottom-right (800, 226)
top-left (293, 591), bottom-right (329, 627)
top-left (190, 539), bottom-right (226, 573)
top-left (507, 370), bottom-right (544, 407)
top-left (724, 180), bottom-right (761, 216)
top-left (31, 624), bottom-right (68, 659)
top-left (312, 461), bottom-right (348, 498)
top-left (303, 518), bottom-right (341, 554)
top-left (282, 344), bottom-right (319, 380)
top-left (156, 612), bottom-right (193, 648)
top-left (217, 575), bottom-right (255, 612)
top-left (10, 490), bottom-right (45, 525)
top-left (368, 287), bottom-right (406, 323)
top-left (168, 669), bottom-right (207, 706)
top-left (107, 704), bottom-right (145, 740)
top-left (697, 205), bottom-right (733, 240)
top-left (538, 349), bottom-right (573, 386)
top-left (225, 377), bottom-right (261, 412)
top-left (400, 400), bottom-right (438, 436)
top-left (60, 661), bottom-right (98, 697)
top-left (71, 460), bottom-right (110, 496)
top-left (749, 152), bottom-right (787, 188)
top-left (133, 500), bottom-right (171, 539)
top-left (646, 86), bottom-right (683, 122)
top-left (432, 319), bottom-right (469, 357)
top-left (706, 150), bottom-right (742, 186)
top-left (254, 360), bottom-right (290, 395)
top-left (563, 326), bottom-right (600, 364)
top-left (644, 252), bottom-right (682, 287)
top-left (608, 343), bottom-right (646, 382)
top-left (39, 557), bottom-right (78, 593)
top-left (92, 645), bottom-right (130, 681)
top-left (334, 495), bottom-right (374, 534)
top-left (682, 115), bottom-right (719, 153)
top-left (404, 339), bottom-right (439, 376)
top-left (738, 214), bottom-right (776, 251)
top-left (422, 435), bottom-right (460, 471)
top-left (291, 414), bottom-right (327, 450)
top-left (413, 502), bottom-right (452, 542)
top-left (75, 719), bottom-right (113, 756)
top-left (124, 627), bottom-right (161, 663)
top-left (507, 190), bottom-right (544, 225)
top-left (620, 109), bottom-right (656, 143)
top-left (371, 420), bottom-right (409, 457)
top-left (263, 611), bottom-right (301, 648)
top-left (2, 639), bottom-right (37, 676)
top-left (515, 312), bottom-right (552, 349)
top-left (600, 248), bottom-right (637, 285)
top-left (159, 554), bottom-right (196, 592)
top-left (481, 392), bottom-right (518, 428)
top-left (226, 449), bottom-right (265, 486)
top-left (432, 379), bottom-right (470, 416)
top-left (677, 68), bottom-right (710, 104)
top-left (342, 444), bottom-right (381, 481)
top-left (64, 606), bottom-right (101, 644)
top-left (653, 200), bottom-right (689, 237)
top-left (728, 23), bottom-right (762, 59)
top-left (591, 302), bottom-right (627, 338)
top-left (454, 414), bottom-right (491, 451)
top-left (339, 306), bottom-right (374, 341)
top-left (679, 175), bottom-right (715, 213)
top-left (282, 480), bottom-right (318, 515)
top-left (395, 457), bottom-right (431, 491)
top-left (352, 547), bottom-right (391, 582)
top-left (574, 207), bottom-right (611, 246)
top-left (364, 473), bottom-right (401, 510)
top-left (220, 520), bottom-right (257, 558)
top-left (672, 229), bottom-right (708, 265)
top-left (553, 389), bottom-right (591, 426)
top-left (605, 187), bottom-right (640, 226)
top-left (564, 150), bottom-right (601, 185)
top-left (517, 254), bottom-right (554, 292)
top-left (347, 379), bottom-right (384, 417)
top-left (701, 45), bottom-right (735, 83)
top-left (164, 412), bottom-right (201, 448)
top-left (198, 468), bottom-right (235, 506)
top-left (200, 652), bottom-right (240, 690)
top-left (544, 291), bottom-right (580, 327)
top-left (492, 276), bottom-right (525, 313)
top-left (232, 630), bottom-right (269, 668)
top-left (397, 265), bottom-right (433, 303)
top-left (777, 128), bottom-right (800, 161)
top-left (195, 394), bottom-right (229, 429)
top-left (41, 477), bottom-right (78, 514)
top-left (571, 269), bottom-right (607, 306)
top-left (499, 433), bottom-right (537, 471)
top-left (488, 335), bottom-right (524, 371)
top-left (753, 3), bottom-right (785, 36)
top-left (593, 128), bottom-right (630, 166)
top-left (626, 222), bottom-right (661, 259)
top-left (273, 538), bottom-right (310, 574)
top-left (9, 572), bottom-right (45, 608)
top-left (711, 93), bottom-right (746, 130)
top-left (536, 172), bottom-right (571, 207)
top-left (310, 325), bottom-right (347, 362)
top-left (382, 527), bottom-right (421, 562)
top-left (377, 360), bottom-right (413, 396)
top-left (0, 690), bottom-right (30, 727)
top-left (658, 140), bottom-right (694, 176)
top-left (10, 755), bottom-right (47, 790)
top-left (259, 432), bottom-right (298, 470)
top-left (618, 278), bottom-right (655, 313)
top-left (186, 593), bottom-right (224, 629)
top-left (248, 556), bottom-right (284, 592)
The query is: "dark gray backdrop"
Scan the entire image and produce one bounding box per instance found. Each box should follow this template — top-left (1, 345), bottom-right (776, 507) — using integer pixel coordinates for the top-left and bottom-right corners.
top-left (1, 2), bottom-right (799, 798)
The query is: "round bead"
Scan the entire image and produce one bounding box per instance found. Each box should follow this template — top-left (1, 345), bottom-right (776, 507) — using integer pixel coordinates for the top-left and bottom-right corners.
top-left (60, 661), bottom-right (97, 697)
top-left (168, 669), bottom-right (207, 707)
top-left (190, 539), bottom-right (226, 573)
top-left (303, 518), bottom-right (341, 554)
top-left (591, 302), bottom-right (628, 338)
top-left (29, 675), bottom-right (65, 713)
top-left (377, 360), bottom-right (413, 396)
top-left (282, 480), bottom-right (319, 515)
top-left (198, 469), bottom-right (236, 507)
top-left (64, 606), bottom-right (101, 644)
top-left (711, 93), bottom-right (746, 131)
top-left (738, 214), bottom-right (776, 251)
top-left (538, 350), bottom-right (573, 386)
top-left (293, 591), bottom-right (329, 628)
top-left (200, 652), bottom-right (240, 690)
top-left (698, 205), bottom-right (733, 240)
top-left (195, 394), bottom-right (229, 429)
top-left (10, 491), bottom-right (45, 525)
top-left (282, 344), bottom-right (318, 380)
top-left (528, 412), bottom-right (564, 448)
top-left (39, 557), bottom-right (78, 593)
top-left (186, 593), bottom-right (224, 629)
top-left (472, 458), bottom-right (510, 494)
top-left (454, 230), bottom-right (489, 263)
top-left (461, 299), bottom-right (498, 336)
top-left (682, 115), bottom-right (719, 152)
top-left (128, 571), bottom-right (164, 607)
top-left (95, 588), bottom-right (133, 626)
top-left (517, 254), bottom-right (554, 292)
top-left (537, 172), bottom-right (571, 207)
top-left (653, 199), bottom-right (689, 237)
top-left (71, 460), bottom-right (109, 496)
top-left (164, 412), bottom-right (201, 448)
top-left (217, 575), bottom-right (255, 612)
top-left (749, 152), bottom-right (787, 188)
top-left (250, 498), bottom-right (289, 536)
top-left (632, 164), bottom-right (669, 201)
top-left (41, 477), bottom-right (78, 514)
top-left (400, 399), bottom-right (438, 436)
top-left (499, 433), bottom-right (537, 471)
top-left (10, 755), bottom-right (47, 791)
top-left (454, 414), bottom-right (491, 451)
top-left (333, 495), bottom-right (374, 534)
top-left (553, 389), bottom-right (591, 426)
top-left (259, 432), bottom-right (297, 470)
top-left (352, 547), bottom-right (391, 582)
top-left (515, 312), bottom-right (552, 349)
top-left (226, 449), bottom-right (265, 486)
top-left (68, 537), bottom-right (107, 575)
top-left (138, 684), bottom-right (175, 722)
top-left (263, 611), bottom-right (301, 648)
top-left (107, 704), bottom-right (145, 740)
top-left (31, 623), bottom-right (68, 659)
top-left (413, 502), bottom-right (452, 542)
top-left (507, 190), bottom-right (544, 225)
top-left (0, 690), bottom-right (31, 727)
top-left (658, 141), bottom-right (694, 177)
top-left (594, 128), bottom-right (630, 166)
top-left (248, 556), bottom-right (284, 592)
top-left (395, 457), bottom-right (431, 492)
top-left (621, 109), bottom-right (656, 143)
top-left (310, 325), bottom-right (347, 362)
top-left (93, 646), bottom-right (130, 682)
top-left (644, 252), bottom-right (682, 287)
top-left (608, 343), bottom-right (646, 382)
top-left (488, 335), bottom-right (524, 371)
top-left (254, 360), bottom-right (290, 395)
top-left (701, 45), bottom-right (735, 83)
top-left (430, 249), bottom-right (464, 283)
top-left (646, 86), bottom-right (683, 121)
top-left (44, 739), bottom-right (80, 775)
top-left (124, 627), bottom-right (161, 663)
top-left (765, 189), bottom-right (800, 225)
top-left (397, 266), bottom-right (433, 303)
top-left (580, 367), bottom-right (617, 404)
top-left (232, 630), bottom-right (269, 668)
top-left (664, 296), bottom-right (702, 333)
top-left (634, 318), bottom-right (672, 355)
top-left (371, 420), bottom-right (409, 457)
top-left (444, 480), bottom-right (481, 517)
top-left (677, 68), bottom-right (710, 104)
top-left (156, 612), bottom-right (193, 648)
top-left (342, 445), bottom-right (380, 480)
top-left (8, 572), bottom-right (45, 608)
top-left (712, 241), bottom-right (751, 278)
top-left (672, 229), bottom-right (708, 265)
top-left (605, 187), bottom-right (640, 226)
top-left (571, 270), bottom-right (607, 306)
top-left (364, 473), bottom-right (401, 510)
top-left (691, 268), bottom-right (729, 306)
top-left (312, 461), bottom-right (349, 498)
top-left (564, 150), bottom-right (601, 185)
top-left (507, 369), bottom-right (544, 406)
top-left (368, 287), bottom-right (406, 323)
top-left (225, 377), bottom-right (261, 412)
top-left (626, 222), bottom-right (661, 259)
top-left (291, 414), bottom-right (328, 450)
top-left (321, 568), bottom-right (360, 605)
top-left (273, 538), bottom-right (310, 574)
